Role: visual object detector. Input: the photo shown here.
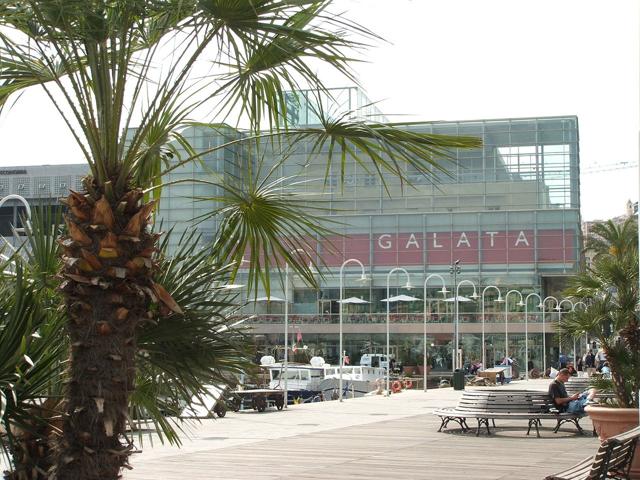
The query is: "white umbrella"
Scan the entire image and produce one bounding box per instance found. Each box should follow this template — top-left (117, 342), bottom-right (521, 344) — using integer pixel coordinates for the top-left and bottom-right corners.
top-left (337, 297), bottom-right (370, 304)
top-left (254, 296), bottom-right (286, 303)
top-left (444, 295), bottom-right (473, 303)
top-left (381, 294), bottom-right (421, 303)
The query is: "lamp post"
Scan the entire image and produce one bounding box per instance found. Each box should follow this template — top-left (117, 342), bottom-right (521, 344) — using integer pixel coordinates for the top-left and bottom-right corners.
top-left (423, 274), bottom-right (448, 392)
top-left (504, 290), bottom-right (524, 361)
top-left (524, 293), bottom-right (543, 381)
top-left (454, 279), bottom-right (478, 370)
top-left (339, 258), bottom-right (367, 402)
top-left (481, 286), bottom-right (503, 370)
top-left (386, 267), bottom-right (412, 396)
top-left (555, 299), bottom-right (574, 368)
top-left (0, 194), bottom-right (32, 253)
top-left (571, 301), bottom-right (588, 368)
top-left (449, 261), bottom-right (461, 371)
top-left (541, 296), bottom-right (558, 374)
top-left (283, 248), bottom-right (311, 408)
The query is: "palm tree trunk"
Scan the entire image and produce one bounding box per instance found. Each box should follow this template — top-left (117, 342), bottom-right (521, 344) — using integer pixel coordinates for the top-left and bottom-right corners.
top-left (3, 400), bottom-right (61, 480)
top-left (50, 184), bottom-right (160, 479)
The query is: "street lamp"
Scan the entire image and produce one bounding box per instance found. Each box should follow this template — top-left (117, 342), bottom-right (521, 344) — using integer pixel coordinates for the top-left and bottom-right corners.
top-left (0, 194), bottom-right (32, 253)
top-left (423, 274), bottom-right (448, 392)
top-left (555, 299), bottom-right (574, 368)
top-left (481, 286), bottom-right (503, 370)
top-left (339, 258), bottom-right (368, 402)
top-left (504, 290), bottom-right (524, 361)
top-left (524, 293), bottom-right (543, 380)
top-left (541, 296), bottom-right (558, 374)
top-left (386, 267), bottom-right (412, 396)
top-left (571, 301), bottom-right (588, 369)
top-left (454, 279), bottom-right (478, 370)
top-left (283, 248), bottom-right (312, 408)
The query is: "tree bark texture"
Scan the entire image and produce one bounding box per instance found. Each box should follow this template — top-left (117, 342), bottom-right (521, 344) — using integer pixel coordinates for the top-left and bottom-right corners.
top-left (50, 184), bottom-right (177, 479)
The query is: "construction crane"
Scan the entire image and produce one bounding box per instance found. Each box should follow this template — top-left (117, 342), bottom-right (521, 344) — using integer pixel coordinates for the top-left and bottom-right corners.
top-left (582, 161), bottom-right (639, 174)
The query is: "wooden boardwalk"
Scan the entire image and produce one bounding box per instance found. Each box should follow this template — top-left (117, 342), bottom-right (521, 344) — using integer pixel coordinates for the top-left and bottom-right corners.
top-left (127, 381), bottom-right (600, 480)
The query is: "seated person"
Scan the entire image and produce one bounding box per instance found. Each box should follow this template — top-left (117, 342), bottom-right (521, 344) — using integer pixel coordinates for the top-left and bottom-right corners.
top-left (601, 361), bottom-right (612, 379)
top-left (469, 361), bottom-right (482, 375)
top-left (548, 368), bottom-right (596, 414)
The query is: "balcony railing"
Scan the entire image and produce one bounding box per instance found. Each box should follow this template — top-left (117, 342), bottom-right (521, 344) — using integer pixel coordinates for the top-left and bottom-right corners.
top-left (238, 312), bottom-right (556, 325)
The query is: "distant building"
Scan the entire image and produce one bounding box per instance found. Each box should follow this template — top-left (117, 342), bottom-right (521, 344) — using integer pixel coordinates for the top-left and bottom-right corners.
top-left (0, 88), bottom-right (583, 373)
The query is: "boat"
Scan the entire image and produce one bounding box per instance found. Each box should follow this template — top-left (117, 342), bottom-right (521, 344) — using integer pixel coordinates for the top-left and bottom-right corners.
top-left (262, 356), bottom-right (385, 403)
top-left (319, 365), bottom-right (386, 399)
top-left (264, 356), bottom-right (327, 404)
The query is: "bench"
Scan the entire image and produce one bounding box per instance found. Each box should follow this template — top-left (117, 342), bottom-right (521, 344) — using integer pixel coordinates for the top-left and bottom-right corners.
top-left (544, 425), bottom-right (640, 479)
top-left (433, 390), bottom-right (585, 437)
top-left (565, 378), bottom-right (617, 403)
top-left (565, 377), bottom-right (593, 395)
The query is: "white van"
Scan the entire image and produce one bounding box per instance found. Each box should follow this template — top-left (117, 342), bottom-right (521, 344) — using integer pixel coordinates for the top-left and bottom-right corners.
top-left (359, 353), bottom-right (392, 369)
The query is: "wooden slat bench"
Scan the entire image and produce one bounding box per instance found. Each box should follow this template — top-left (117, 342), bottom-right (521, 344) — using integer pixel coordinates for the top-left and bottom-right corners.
top-left (565, 378), bottom-right (616, 403)
top-left (433, 390), bottom-right (586, 437)
top-left (565, 377), bottom-right (593, 395)
top-left (544, 425), bottom-right (640, 479)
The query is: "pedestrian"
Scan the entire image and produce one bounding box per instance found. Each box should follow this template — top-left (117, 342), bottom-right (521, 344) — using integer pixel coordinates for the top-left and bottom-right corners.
top-left (585, 350), bottom-right (596, 376)
top-left (596, 348), bottom-right (607, 372)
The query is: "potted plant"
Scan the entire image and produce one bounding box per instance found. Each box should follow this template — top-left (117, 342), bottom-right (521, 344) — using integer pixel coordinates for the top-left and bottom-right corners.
top-left (561, 218), bottom-right (640, 477)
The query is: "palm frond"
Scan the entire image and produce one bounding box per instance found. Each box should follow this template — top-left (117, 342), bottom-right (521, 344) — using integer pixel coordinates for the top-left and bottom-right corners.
top-left (132, 228), bottom-right (254, 445)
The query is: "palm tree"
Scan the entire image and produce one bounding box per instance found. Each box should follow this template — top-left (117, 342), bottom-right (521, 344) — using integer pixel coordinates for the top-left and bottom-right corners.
top-left (561, 218), bottom-right (639, 408)
top-left (1, 212), bottom-right (254, 478)
top-left (0, 208), bottom-right (66, 480)
top-left (0, 2), bottom-right (481, 478)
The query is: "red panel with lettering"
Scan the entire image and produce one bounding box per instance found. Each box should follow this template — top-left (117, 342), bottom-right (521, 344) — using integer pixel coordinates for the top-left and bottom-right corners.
top-left (425, 232), bottom-right (452, 265)
top-left (305, 229), bottom-right (575, 267)
top-left (480, 230), bottom-right (507, 263)
top-left (397, 233), bottom-right (424, 265)
top-left (507, 230), bottom-right (535, 263)
top-left (373, 233), bottom-right (398, 266)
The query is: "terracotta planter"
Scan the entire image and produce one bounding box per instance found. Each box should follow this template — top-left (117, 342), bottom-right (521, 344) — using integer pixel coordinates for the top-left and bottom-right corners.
top-left (417, 366), bottom-right (432, 376)
top-left (586, 405), bottom-right (640, 479)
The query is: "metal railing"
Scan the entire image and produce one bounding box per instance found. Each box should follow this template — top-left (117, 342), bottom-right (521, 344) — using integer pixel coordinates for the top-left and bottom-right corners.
top-left (239, 312), bottom-right (557, 325)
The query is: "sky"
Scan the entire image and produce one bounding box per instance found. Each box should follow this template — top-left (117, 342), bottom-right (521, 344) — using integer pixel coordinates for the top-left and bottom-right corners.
top-left (0, 0), bottom-right (638, 221)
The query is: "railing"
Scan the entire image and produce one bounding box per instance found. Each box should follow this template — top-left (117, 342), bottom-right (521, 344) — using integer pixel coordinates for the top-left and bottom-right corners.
top-left (238, 313), bottom-right (556, 325)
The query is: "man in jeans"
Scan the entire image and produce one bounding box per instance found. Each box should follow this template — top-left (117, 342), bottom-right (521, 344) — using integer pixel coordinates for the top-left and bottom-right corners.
top-left (548, 368), bottom-right (596, 414)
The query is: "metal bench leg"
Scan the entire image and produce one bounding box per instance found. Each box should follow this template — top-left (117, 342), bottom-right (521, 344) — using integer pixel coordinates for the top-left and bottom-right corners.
top-left (439, 416), bottom-right (468, 433)
top-left (461, 418), bottom-right (470, 432)
top-left (526, 419), bottom-right (541, 438)
top-left (573, 418), bottom-right (584, 434)
top-left (438, 417), bottom-right (448, 432)
top-left (476, 418), bottom-right (490, 436)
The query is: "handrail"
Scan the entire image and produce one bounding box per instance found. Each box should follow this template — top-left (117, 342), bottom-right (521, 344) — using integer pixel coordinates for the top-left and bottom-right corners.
top-left (235, 312), bottom-right (553, 325)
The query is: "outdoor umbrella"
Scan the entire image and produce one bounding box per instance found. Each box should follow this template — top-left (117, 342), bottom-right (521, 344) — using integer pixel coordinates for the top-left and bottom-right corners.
top-left (444, 295), bottom-right (473, 303)
top-left (381, 294), bottom-right (421, 303)
top-left (337, 297), bottom-right (370, 304)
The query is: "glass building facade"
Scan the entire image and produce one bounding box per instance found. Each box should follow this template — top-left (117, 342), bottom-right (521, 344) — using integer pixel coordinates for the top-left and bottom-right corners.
top-left (236, 91), bottom-right (582, 375)
top-left (0, 88), bottom-right (582, 376)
